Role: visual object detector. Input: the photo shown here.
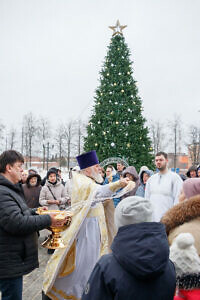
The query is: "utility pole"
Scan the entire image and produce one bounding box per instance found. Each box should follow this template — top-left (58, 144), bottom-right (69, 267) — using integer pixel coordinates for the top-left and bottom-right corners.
top-left (174, 126), bottom-right (177, 170)
top-left (46, 142), bottom-right (49, 171)
top-left (43, 144), bottom-right (45, 170)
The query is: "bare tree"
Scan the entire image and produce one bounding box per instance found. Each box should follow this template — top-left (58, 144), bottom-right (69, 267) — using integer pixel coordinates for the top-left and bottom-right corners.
top-left (54, 121), bottom-right (76, 170)
top-left (74, 119), bottom-right (87, 155)
top-left (168, 115), bottom-right (183, 169)
top-left (37, 117), bottom-right (51, 169)
top-left (0, 120), bottom-right (5, 152)
top-left (22, 113), bottom-right (38, 167)
top-left (148, 120), bottom-right (166, 155)
top-left (7, 127), bottom-right (17, 150)
top-left (65, 121), bottom-right (75, 170)
top-left (55, 123), bottom-right (67, 169)
top-left (188, 125), bottom-right (200, 166)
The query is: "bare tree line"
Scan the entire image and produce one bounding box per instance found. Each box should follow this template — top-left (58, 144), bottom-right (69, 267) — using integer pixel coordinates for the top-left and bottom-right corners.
top-left (148, 115), bottom-right (200, 167)
top-left (0, 113), bottom-right (200, 169)
top-left (0, 113), bottom-right (86, 169)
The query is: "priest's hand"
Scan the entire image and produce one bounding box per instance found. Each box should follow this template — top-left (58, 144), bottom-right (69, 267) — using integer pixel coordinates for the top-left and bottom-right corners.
top-left (119, 177), bottom-right (129, 187)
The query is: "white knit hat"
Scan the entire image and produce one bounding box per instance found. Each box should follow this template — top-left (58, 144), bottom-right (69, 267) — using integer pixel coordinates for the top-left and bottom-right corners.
top-left (170, 233), bottom-right (200, 277)
top-left (114, 196), bottom-right (153, 229)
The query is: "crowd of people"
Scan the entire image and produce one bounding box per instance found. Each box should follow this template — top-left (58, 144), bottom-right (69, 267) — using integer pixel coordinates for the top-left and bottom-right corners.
top-left (0, 149), bottom-right (200, 300)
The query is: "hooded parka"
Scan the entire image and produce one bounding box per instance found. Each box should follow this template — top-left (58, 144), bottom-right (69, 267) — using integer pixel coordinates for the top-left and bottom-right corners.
top-left (82, 222), bottom-right (176, 300)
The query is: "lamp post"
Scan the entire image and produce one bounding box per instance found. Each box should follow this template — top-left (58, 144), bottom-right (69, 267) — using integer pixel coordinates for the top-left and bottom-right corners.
top-left (42, 143), bottom-right (45, 170)
top-left (44, 142), bottom-right (54, 171)
top-left (46, 142), bottom-right (50, 170)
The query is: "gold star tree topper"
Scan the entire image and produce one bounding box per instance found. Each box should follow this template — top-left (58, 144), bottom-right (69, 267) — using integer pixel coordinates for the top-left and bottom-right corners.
top-left (109, 20), bottom-right (127, 36)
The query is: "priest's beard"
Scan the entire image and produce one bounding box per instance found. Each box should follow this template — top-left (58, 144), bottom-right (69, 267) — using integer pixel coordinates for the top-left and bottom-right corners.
top-left (90, 167), bottom-right (104, 184)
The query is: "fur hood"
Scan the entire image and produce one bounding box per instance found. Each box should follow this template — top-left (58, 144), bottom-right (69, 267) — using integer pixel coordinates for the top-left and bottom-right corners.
top-left (161, 194), bottom-right (200, 235)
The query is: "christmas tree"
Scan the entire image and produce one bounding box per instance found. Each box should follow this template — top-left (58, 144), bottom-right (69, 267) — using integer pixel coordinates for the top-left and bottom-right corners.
top-left (84, 20), bottom-right (153, 170)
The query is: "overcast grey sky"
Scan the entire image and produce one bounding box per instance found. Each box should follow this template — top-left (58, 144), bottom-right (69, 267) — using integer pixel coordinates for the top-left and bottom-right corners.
top-left (0, 0), bottom-right (200, 129)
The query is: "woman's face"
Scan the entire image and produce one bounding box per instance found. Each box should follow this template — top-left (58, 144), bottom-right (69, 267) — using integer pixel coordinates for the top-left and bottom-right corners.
top-left (125, 173), bottom-right (134, 181)
top-left (143, 173), bottom-right (150, 184)
top-left (190, 170), bottom-right (197, 178)
top-left (29, 176), bottom-right (37, 187)
top-left (48, 173), bottom-right (57, 183)
top-left (21, 172), bottom-right (28, 183)
top-left (106, 167), bottom-right (112, 178)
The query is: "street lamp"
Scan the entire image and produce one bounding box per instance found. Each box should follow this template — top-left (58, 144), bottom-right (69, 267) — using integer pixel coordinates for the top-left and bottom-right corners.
top-left (42, 141), bottom-right (54, 170)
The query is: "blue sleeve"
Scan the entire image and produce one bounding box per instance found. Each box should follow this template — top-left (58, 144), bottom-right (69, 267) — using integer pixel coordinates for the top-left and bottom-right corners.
top-left (82, 262), bottom-right (113, 300)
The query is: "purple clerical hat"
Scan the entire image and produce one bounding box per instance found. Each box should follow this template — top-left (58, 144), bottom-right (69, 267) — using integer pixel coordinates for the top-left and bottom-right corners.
top-left (76, 150), bottom-right (99, 170)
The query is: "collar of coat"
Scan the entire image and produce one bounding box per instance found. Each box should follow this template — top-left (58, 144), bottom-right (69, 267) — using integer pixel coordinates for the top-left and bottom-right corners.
top-left (161, 194), bottom-right (200, 235)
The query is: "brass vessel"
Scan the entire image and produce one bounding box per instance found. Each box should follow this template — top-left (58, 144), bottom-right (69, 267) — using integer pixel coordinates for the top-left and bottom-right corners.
top-left (37, 208), bottom-right (72, 249)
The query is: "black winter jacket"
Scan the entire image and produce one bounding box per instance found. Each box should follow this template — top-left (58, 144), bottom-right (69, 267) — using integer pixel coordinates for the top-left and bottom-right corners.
top-left (82, 222), bottom-right (176, 300)
top-left (0, 174), bottom-right (51, 279)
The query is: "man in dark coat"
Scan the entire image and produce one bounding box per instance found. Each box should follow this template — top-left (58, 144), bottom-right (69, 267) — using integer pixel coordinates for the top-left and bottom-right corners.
top-left (82, 196), bottom-right (176, 300)
top-left (0, 150), bottom-right (68, 300)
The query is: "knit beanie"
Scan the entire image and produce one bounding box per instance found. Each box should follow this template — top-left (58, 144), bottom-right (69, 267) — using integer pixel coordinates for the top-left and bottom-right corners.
top-left (114, 196), bottom-right (153, 229)
top-left (170, 233), bottom-right (200, 277)
top-left (182, 178), bottom-right (200, 199)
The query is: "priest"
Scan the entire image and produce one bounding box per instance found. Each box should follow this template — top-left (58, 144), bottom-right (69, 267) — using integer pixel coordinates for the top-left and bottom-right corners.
top-left (42, 150), bottom-right (131, 300)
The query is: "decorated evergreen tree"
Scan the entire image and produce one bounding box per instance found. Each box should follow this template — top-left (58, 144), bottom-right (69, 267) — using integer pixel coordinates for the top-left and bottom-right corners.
top-left (84, 20), bottom-right (153, 170)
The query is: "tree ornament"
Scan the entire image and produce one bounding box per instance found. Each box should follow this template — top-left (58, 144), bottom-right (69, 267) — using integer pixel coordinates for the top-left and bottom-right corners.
top-left (127, 143), bottom-right (131, 148)
top-left (115, 102), bottom-right (118, 105)
top-left (103, 131), bottom-right (106, 135)
top-left (118, 72), bottom-right (121, 75)
top-left (121, 89), bottom-right (124, 93)
top-left (134, 119), bottom-right (136, 122)
top-left (127, 71), bottom-right (130, 75)
top-left (114, 83), bottom-right (117, 86)
top-left (111, 142), bottom-right (115, 147)
top-left (107, 73), bottom-right (109, 76)
top-left (98, 121), bottom-right (101, 124)
top-left (95, 143), bottom-right (98, 146)
top-left (109, 20), bottom-right (127, 36)
top-left (116, 121), bottom-right (119, 124)
top-left (109, 91), bottom-right (112, 94)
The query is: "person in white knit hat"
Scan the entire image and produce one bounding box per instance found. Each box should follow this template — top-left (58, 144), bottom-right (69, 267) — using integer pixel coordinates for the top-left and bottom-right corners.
top-left (82, 196), bottom-right (176, 300)
top-left (170, 233), bottom-right (200, 300)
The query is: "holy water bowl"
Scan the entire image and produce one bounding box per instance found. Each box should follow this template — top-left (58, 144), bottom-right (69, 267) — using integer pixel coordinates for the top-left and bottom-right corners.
top-left (36, 208), bottom-right (72, 249)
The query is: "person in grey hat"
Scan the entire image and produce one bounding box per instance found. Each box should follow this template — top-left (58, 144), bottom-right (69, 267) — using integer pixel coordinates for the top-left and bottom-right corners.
top-left (170, 233), bottom-right (200, 299)
top-left (82, 196), bottom-right (176, 300)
